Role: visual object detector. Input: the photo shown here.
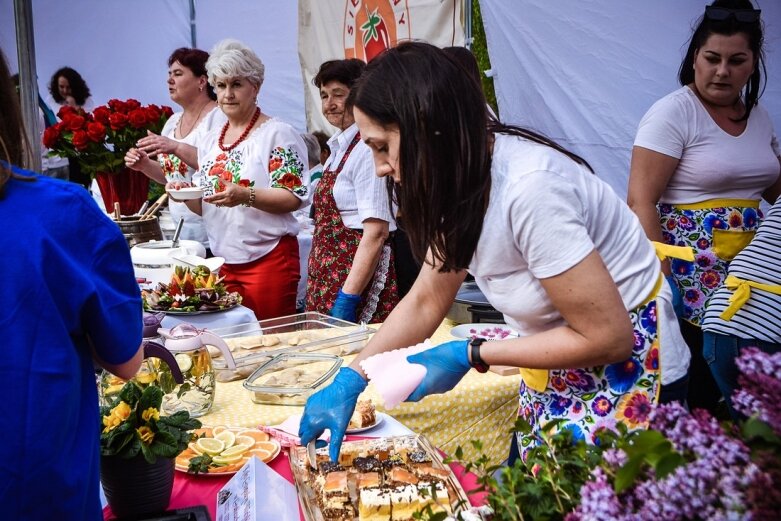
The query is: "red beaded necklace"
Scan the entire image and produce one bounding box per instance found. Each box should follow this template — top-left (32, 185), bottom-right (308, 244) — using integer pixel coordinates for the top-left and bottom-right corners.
top-left (218, 107), bottom-right (261, 152)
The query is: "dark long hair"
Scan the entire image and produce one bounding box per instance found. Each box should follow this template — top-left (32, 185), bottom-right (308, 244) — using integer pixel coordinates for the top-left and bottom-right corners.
top-left (678, 0), bottom-right (765, 122)
top-left (168, 47), bottom-right (216, 101)
top-left (48, 66), bottom-right (91, 106)
top-left (0, 48), bottom-right (35, 195)
top-left (352, 42), bottom-right (592, 272)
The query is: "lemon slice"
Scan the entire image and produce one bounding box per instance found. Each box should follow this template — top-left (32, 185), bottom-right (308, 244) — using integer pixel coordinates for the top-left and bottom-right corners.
top-left (211, 426), bottom-right (228, 436)
top-left (221, 443), bottom-right (252, 457)
top-left (196, 437), bottom-right (225, 455)
top-left (235, 435), bottom-right (256, 448)
top-left (212, 453), bottom-right (243, 465)
top-left (215, 430), bottom-right (236, 449)
top-left (175, 353), bottom-right (193, 372)
top-left (248, 448), bottom-right (273, 461)
top-left (187, 441), bottom-right (203, 455)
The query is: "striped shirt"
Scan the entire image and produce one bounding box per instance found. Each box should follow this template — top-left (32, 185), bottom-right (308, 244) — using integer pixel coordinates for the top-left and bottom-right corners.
top-left (702, 197), bottom-right (781, 343)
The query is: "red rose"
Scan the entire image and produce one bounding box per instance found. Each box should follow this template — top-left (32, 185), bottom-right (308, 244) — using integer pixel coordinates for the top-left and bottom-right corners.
top-left (86, 121), bottom-right (106, 143)
top-left (145, 105), bottom-right (162, 124)
top-left (161, 105), bottom-right (174, 118)
top-left (64, 114), bottom-right (86, 131)
top-left (92, 106), bottom-right (111, 125)
top-left (108, 99), bottom-right (127, 113)
top-left (279, 173), bottom-right (302, 189)
top-left (71, 130), bottom-right (89, 151)
top-left (128, 109), bottom-right (148, 129)
top-left (42, 125), bottom-right (61, 148)
top-left (57, 105), bottom-right (77, 119)
top-left (125, 99), bottom-right (141, 111)
top-left (108, 112), bottom-right (129, 131)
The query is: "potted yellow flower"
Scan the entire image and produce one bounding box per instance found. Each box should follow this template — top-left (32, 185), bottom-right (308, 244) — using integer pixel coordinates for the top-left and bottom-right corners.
top-left (100, 380), bottom-right (201, 518)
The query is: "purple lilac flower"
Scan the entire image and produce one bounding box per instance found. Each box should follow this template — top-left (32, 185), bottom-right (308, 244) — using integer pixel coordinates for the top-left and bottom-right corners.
top-left (733, 348), bottom-right (781, 435)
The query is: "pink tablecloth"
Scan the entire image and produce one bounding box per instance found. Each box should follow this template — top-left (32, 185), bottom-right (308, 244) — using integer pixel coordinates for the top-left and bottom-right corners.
top-left (103, 438), bottom-right (487, 520)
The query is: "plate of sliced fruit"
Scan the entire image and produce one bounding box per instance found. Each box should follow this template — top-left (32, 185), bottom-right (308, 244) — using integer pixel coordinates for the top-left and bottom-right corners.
top-left (176, 426), bottom-right (281, 475)
top-left (142, 265), bottom-right (242, 315)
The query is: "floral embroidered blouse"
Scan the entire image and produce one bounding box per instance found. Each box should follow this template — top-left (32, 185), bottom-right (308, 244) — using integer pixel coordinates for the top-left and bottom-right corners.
top-left (194, 118), bottom-right (309, 263)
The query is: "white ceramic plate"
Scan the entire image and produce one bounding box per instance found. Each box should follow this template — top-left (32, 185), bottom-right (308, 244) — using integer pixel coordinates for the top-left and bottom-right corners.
top-left (450, 323), bottom-right (519, 341)
top-left (166, 186), bottom-right (204, 200)
top-left (346, 412), bottom-right (386, 434)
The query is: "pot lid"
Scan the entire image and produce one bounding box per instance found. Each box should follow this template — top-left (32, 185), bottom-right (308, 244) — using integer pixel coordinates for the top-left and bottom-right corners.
top-left (454, 282), bottom-right (490, 306)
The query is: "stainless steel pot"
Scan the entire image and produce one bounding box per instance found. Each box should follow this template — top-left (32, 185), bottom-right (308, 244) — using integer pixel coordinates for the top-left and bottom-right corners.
top-left (446, 281), bottom-right (504, 324)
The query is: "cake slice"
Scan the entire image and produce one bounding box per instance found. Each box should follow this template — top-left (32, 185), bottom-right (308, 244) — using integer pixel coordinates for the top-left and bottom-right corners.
top-left (389, 484), bottom-right (423, 521)
top-left (358, 487), bottom-right (392, 521)
top-left (349, 399), bottom-right (377, 429)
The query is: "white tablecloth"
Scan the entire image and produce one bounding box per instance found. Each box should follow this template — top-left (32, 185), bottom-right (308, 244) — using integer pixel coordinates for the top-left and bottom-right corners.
top-left (160, 304), bottom-right (257, 331)
top-left (296, 231), bottom-right (312, 310)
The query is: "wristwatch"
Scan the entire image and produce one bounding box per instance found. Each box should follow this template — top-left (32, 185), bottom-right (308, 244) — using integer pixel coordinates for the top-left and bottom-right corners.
top-left (469, 337), bottom-right (489, 373)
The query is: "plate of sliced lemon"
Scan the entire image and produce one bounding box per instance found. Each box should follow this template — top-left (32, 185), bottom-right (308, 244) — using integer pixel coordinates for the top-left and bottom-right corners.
top-left (175, 426), bottom-right (281, 475)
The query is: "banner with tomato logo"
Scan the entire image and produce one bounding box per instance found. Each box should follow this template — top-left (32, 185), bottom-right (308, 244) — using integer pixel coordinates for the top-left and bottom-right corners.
top-left (299, 0), bottom-right (464, 132)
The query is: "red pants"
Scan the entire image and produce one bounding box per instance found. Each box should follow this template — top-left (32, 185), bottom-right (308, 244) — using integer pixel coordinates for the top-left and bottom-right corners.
top-left (220, 235), bottom-right (300, 320)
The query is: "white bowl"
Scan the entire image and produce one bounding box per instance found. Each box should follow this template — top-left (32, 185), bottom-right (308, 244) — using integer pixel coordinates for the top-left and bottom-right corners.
top-left (170, 254), bottom-right (225, 273)
top-left (166, 186), bottom-right (204, 200)
top-left (450, 323), bottom-right (519, 341)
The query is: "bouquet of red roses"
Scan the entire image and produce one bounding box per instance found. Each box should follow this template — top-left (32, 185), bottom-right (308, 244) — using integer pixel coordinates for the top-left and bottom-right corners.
top-left (43, 99), bottom-right (173, 178)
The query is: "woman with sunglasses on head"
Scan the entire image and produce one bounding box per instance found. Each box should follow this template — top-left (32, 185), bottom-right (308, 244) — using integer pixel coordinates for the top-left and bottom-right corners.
top-left (299, 42), bottom-right (690, 463)
top-left (124, 48), bottom-right (225, 252)
top-left (628, 0), bottom-right (780, 414)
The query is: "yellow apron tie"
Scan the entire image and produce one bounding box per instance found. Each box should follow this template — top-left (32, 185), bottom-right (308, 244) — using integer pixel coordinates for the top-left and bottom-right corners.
top-left (652, 242), bottom-right (695, 262)
top-left (719, 275), bottom-right (781, 321)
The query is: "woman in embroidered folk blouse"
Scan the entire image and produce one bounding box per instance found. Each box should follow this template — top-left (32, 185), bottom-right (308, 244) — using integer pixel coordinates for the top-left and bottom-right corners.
top-left (305, 59), bottom-right (398, 324)
top-left (172, 39), bottom-right (309, 320)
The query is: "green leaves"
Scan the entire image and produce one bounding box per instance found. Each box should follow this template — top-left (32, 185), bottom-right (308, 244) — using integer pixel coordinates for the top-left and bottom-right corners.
top-left (613, 429), bottom-right (684, 493)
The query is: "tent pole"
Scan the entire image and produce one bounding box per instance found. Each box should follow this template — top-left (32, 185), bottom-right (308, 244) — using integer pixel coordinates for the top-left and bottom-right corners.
top-left (464, 0), bottom-right (473, 49)
top-left (190, 0), bottom-right (197, 48)
top-left (13, 0), bottom-right (42, 172)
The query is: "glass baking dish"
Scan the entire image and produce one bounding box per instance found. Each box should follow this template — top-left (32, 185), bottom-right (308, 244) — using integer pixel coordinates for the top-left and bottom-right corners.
top-left (243, 352), bottom-right (342, 405)
top-left (209, 312), bottom-right (370, 370)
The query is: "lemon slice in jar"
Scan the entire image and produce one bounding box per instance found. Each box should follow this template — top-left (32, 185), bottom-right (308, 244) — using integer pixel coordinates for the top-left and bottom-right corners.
top-left (215, 430), bottom-right (236, 449)
top-left (196, 437), bottom-right (225, 455)
top-left (175, 353), bottom-right (193, 372)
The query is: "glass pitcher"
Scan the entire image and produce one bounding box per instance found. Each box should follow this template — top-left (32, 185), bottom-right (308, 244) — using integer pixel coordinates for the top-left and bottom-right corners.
top-left (98, 340), bottom-right (184, 407)
top-left (156, 323), bottom-right (237, 418)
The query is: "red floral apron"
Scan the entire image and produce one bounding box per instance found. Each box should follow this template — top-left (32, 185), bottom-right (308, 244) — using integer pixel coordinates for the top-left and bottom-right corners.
top-left (305, 133), bottom-right (398, 323)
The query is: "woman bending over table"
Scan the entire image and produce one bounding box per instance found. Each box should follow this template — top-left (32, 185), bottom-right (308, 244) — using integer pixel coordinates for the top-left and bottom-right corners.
top-left (305, 59), bottom-right (398, 323)
top-left (173, 39), bottom-right (309, 320)
top-left (627, 0), bottom-right (780, 412)
top-left (300, 42), bottom-right (689, 462)
top-left (125, 47), bottom-right (225, 252)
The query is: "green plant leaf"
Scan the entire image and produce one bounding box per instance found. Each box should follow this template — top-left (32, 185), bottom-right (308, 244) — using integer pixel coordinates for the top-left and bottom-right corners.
top-left (614, 455), bottom-right (644, 493)
top-left (139, 385), bottom-right (163, 411)
top-left (140, 438), bottom-right (156, 464)
top-left (119, 382), bottom-right (142, 405)
top-left (654, 452), bottom-right (685, 479)
top-left (151, 431), bottom-right (180, 458)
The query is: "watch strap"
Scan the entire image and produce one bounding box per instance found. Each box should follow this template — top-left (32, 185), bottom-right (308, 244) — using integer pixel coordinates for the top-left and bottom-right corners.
top-left (469, 337), bottom-right (489, 373)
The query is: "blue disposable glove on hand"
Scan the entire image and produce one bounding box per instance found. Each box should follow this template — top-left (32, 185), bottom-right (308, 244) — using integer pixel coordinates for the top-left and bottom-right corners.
top-left (299, 366), bottom-right (367, 463)
top-left (406, 340), bottom-right (472, 402)
top-left (329, 288), bottom-right (361, 322)
top-left (665, 274), bottom-right (685, 318)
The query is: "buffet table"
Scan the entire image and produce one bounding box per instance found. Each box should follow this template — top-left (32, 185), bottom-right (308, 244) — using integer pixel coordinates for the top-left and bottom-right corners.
top-left (199, 320), bottom-right (522, 467)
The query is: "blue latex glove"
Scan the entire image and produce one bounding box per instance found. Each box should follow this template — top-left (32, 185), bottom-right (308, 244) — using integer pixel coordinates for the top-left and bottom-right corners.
top-left (665, 274), bottom-right (685, 318)
top-left (406, 339), bottom-right (472, 402)
top-left (299, 366), bottom-right (367, 462)
top-left (329, 288), bottom-right (361, 322)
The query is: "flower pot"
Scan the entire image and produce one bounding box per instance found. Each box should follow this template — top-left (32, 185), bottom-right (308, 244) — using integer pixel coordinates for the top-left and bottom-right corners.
top-left (101, 454), bottom-right (174, 519)
top-left (95, 167), bottom-right (151, 215)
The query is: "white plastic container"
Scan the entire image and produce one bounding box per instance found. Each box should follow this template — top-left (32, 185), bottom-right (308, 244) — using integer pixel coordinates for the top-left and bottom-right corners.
top-left (130, 239), bottom-right (207, 286)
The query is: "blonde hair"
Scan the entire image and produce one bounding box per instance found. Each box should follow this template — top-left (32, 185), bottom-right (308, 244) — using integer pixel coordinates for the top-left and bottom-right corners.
top-left (206, 39), bottom-right (265, 88)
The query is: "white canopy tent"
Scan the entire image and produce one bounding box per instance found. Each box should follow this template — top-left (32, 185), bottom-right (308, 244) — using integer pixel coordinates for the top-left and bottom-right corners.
top-left (2, 0), bottom-right (779, 197)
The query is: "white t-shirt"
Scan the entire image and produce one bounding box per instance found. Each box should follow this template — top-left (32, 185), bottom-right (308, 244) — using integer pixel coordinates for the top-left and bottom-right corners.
top-left (325, 124), bottom-right (395, 230)
top-left (702, 197), bottom-right (781, 343)
top-left (634, 87), bottom-right (780, 204)
top-left (159, 107), bottom-right (226, 247)
top-left (194, 118), bottom-right (309, 264)
top-left (470, 133), bottom-right (689, 384)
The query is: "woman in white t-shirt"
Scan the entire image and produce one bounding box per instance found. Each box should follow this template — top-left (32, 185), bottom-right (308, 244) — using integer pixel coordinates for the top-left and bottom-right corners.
top-left (173, 40), bottom-right (308, 320)
top-left (124, 48), bottom-right (224, 250)
top-left (299, 42), bottom-right (689, 463)
top-left (627, 0), bottom-right (781, 413)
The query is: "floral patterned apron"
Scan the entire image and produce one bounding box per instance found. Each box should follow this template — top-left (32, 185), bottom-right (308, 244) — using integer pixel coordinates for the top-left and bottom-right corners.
top-left (516, 276), bottom-right (663, 455)
top-left (659, 199), bottom-right (762, 326)
top-left (305, 133), bottom-right (399, 323)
